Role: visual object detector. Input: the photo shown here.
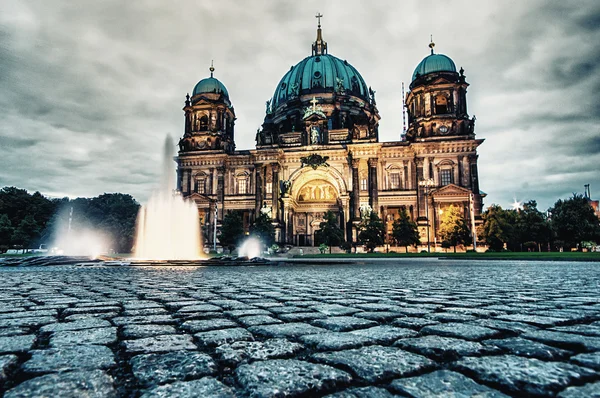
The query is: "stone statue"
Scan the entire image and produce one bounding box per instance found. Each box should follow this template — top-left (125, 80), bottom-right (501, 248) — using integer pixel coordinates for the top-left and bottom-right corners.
top-left (290, 82), bottom-right (299, 97)
top-left (369, 87), bottom-right (376, 105)
top-left (256, 129), bottom-right (262, 145)
top-left (335, 77), bottom-right (345, 94)
top-left (280, 180), bottom-right (291, 196)
top-left (310, 125), bottom-right (320, 145)
top-left (265, 99), bottom-right (272, 115)
top-left (360, 204), bottom-right (372, 219)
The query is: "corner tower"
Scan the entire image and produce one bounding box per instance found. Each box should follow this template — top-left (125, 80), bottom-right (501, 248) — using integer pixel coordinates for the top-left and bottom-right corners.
top-left (405, 40), bottom-right (475, 141)
top-left (178, 63), bottom-right (236, 154)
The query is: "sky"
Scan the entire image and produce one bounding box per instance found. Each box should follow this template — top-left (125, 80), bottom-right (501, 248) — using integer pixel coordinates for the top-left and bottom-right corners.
top-left (1, 0), bottom-right (599, 211)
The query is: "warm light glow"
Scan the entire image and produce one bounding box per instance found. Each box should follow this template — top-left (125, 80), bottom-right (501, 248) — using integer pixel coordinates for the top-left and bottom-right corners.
top-left (238, 237), bottom-right (262, 259)
top-left (134, 135), bottom-right (203, 260)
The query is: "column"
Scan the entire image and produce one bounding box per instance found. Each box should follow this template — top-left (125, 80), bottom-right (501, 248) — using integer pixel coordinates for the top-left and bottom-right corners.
top-left (457, 156), bottom-right (464, 187)
top-left (368, 158), bottom-right (379, 215)
top-left (462, 156), bottom-right (471, 188)
top-left (217, 166), bottom-right (225, 220)
top-left (271, 163), bottom-right (280, 222)
top-left (351, 158), bottom-right (360, 220)
top-left (254, 165), bottom-right (263, 216)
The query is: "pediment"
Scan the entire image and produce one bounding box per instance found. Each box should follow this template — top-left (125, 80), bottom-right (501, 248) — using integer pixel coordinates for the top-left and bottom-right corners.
top-left (432, 184), bottom-right (472, 197)
top-left (186, 193), bottom-right (213, 203)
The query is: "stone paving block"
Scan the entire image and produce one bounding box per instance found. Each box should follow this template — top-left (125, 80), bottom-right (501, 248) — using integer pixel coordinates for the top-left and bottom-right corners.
top-left (237, 315), bottom-right (282, 327)
top-left (64, 313), bottom-right (118, 321)
top-left (0, 327), bottom-right (28, 337)
top-left (454, 355), bottom-right (597, 397)
top-left (312, 316), bottom-right (378, 332)
top-left (176, 311), bottom-right (223, 321)
top-left (139, 377), bottom-right (234, 398)
top-left (4, 370), bottom-right (116, 398)
top-left (325, 386), bottom-right (395, 397)
top-left (249, 322), bottom-right (326, 338)
top-left (552, 324), bottom-right (600, 337)
top-left (215, 338), bottom-right (303, 364)
top-left (224, 309), bottom-right (272, 317)
top-left (350, 325), bottom-right (417, 344)
top-left (268, 306), bottom-right (311, 314)
top-left (194, 328), bottom-right (254, 347)
top-left (181, 318), bottom-right (238, 332)
top-left (390, 370), bottom-right (509, 397)
top-left (523, 330), bottom-right (600, 352)
top-left (496, 313), bottom-right (568, 327)
top-left (396, 335), bottom-right (498, 361)
top-left (472, 318), bottom-right (539, 334)
top-left (483, 337), bottom-right (572, 360)
top-left (209, 299), bottom-right (254, 310)
top-left (278, 311), bottom-right (327, 322)
top-left (0, 335), bottom-right (36, 354)
top-left (426, 312), bottom-right (478, 323)
top-left (313, 345), bottom-right (435, 382)
top-left (421, 322), bottom-right (500, 341)
top-left (0, 310), bottom-right (57, 319)
top-left (236, 359), bottom-right (351, 397)
top-left (0, 354), bottom-right (18, 382)
top-left (123, 334), bottom-right (196, 354)
top-left (130, 350), bottom-right (216, 386)
top-left (122, 324), bottom-right (177, 339)
top-left (570, 352), bottom-right (600, 370)
top-left (300, 332), bottom-right (373, 351)
top-left (395, 308), bottom-right (433, 317)
top-left (123, 308), bottom-right (168, 317)
top-left (0, 316), bottom-right (56, 328)
top-left (50, 327), bottom-right (117, 347)
top-left (23, 345), bottom-right (115, 373)
top-left (112, 315), bottom-right (175, 326)
top-left (123, 300), bottom-right (163, 310)
top-left (311, 304), bottom-right (362, 316)
top-left (62, 306), bottom-right (120, 316)
top-left (40, 318), bottom-right (111, 333)
top-left (392, 317), bottom-right (438, 329)
top-left (177, 304), bottom-right (222, 313)
top-left (557, 382), bottom-right (600, 398)
top-left (444, 307), bottom-right (504, 317)
top-left (354, 311), bottom-right (403, 322)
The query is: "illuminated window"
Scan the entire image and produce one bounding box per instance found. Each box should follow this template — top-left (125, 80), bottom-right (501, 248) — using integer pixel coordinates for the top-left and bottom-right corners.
top-left (390, 173), bottom-right (401, 190)
top-left (266, 182), bottom-right (272, 194)
top-left (237, 178), bottom-right (247, 195)
top-left (435, 95), bottom-right (448, 114)
top-left (196, 179), bottom-right (206, 194)
top-left (361, 178), bottom-right (368, 191)
top-left (440, 169), bottom-right (453, 186)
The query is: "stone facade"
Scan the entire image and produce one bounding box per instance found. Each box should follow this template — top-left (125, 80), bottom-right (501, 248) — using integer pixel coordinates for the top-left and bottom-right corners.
top-left (176, 24), bottom-right (484, 249)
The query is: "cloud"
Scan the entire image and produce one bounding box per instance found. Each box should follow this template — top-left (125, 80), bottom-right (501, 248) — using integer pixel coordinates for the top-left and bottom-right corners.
top-left (0, 0), bottom-right (598, 212)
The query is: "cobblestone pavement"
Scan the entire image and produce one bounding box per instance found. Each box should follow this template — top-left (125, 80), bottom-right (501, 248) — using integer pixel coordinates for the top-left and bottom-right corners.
top-left (0, 260), bottom-right (599, 397)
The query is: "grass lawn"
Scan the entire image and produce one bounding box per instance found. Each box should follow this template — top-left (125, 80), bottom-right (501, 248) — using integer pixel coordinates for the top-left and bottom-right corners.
top-left (294, 251), bottom-right (600, 262)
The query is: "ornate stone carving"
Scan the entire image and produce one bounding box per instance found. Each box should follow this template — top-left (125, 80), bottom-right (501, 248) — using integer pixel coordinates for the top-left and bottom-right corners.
top-left (300, 154), bottom-right (330, 170)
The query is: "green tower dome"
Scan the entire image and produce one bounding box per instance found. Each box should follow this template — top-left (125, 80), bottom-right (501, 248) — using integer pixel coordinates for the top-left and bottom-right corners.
top-left (192, 64), bottom-right (229, 98)
top-left (412, 41), bottom-right (457, 82)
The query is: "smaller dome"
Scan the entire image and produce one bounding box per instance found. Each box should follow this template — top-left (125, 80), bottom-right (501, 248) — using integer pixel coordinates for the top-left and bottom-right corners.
top-left (412, 53), bottom-right (456, 81)
top-left (192, 77), bottom-right (229, 98)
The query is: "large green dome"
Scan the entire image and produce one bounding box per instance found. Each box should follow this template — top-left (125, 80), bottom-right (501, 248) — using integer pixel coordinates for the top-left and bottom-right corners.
top-left (412, 53), bottom-right (456, 81)
top-left (271, 54), bottom-right (369, 110)
top-left (192, 76), bottom-right (229, 98)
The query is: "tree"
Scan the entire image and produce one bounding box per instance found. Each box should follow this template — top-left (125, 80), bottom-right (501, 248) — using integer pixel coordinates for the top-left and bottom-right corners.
top-left (358, 212), bottom-right (385, 253)
top-left (11, 215), bottom-right (40, 248)
top-left (314, 211), bottom-right (344, 253)
top-left (479, 205), bottom-right (517, 251)
top-left (439, 204), bottom-right (471, 253)
top-left (515, 200), bottom-right (552, 251)
top-left (218, 211), bottom-right (245, 253)
top-left (0, 214), bottom-right (13, 250)
top-left (550, 194), bottom-right (600, 250)
top-left (391, 208), bottom-right (420, 253)
top-left (250, 212), bottom-right (275, 249)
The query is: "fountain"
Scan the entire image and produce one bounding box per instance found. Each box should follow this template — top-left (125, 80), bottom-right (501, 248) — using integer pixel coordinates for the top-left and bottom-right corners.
top-left (238, 237), bottom-right (263, 259)
top-left (134, 135), bottom-right (202, 260)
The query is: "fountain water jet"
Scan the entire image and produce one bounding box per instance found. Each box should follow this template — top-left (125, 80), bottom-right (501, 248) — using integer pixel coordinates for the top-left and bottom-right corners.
top-left (134, 135), bottom-right (202, 260)
top-left (238, 237), bottom-right (262, 259)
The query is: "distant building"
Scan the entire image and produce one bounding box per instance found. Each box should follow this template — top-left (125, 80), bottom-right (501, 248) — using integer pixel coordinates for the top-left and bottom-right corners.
top-left (176, 18), bottom-right (485, 248)
top-left (584, 185), bottom-right (600, 220)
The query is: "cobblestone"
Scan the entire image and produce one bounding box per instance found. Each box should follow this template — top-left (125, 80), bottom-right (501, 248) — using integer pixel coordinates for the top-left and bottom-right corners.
top-left (1, 260), bottom-right (599, 396)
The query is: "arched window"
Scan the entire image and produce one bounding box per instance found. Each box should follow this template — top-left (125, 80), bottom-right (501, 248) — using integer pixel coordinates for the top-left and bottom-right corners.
top-left (437, 160), bottom-right (455, 186)
top-left (200, 116), bottom-right (209, 131)
top-left (236, 173), bottom-right (249, 195)
top-left (435, 94), bottom-right (448, 114)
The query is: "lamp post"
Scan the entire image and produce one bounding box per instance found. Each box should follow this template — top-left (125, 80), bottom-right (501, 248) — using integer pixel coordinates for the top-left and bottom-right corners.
top-left (419, 178), bottom-right (435, 253)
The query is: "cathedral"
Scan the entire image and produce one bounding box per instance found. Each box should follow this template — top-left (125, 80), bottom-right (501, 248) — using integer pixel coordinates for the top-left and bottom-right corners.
top-left (176, 18), bottom-right (484, 250)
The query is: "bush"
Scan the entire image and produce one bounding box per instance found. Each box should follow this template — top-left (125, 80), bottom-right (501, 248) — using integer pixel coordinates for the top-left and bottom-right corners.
top-left (318, 243), bottom-right (328, 254)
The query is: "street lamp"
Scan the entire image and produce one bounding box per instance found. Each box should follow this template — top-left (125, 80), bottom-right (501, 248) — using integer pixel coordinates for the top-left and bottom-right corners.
top-left (419, 178), bottom-right (435, 253)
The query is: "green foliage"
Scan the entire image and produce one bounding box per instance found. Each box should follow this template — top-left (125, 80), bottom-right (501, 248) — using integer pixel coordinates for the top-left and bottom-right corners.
top-left (319, 243), bottom-right (328, 254)
top-left (358, 212), bottom-right (385, 252)
top-left (0, 214), bottom-right (13, 249)
top-left (439, 205), bottom-right (471, 252)
top-left (550, 194), bottom-right (600, 250)
top-left (250, 212), bottom-right (275, 248)
top-left (315, 211), bottom-right (344, 253)
top-left (11, 215), bottom-right (40, 247)
top-left (515, 200), bottom-right (552, 251)
top-left (479, 205), bottom-right (517, 251)
top-left (218, 211), bottom-right (244, 252)
top-left (391, 208), bottom-right (420, 253)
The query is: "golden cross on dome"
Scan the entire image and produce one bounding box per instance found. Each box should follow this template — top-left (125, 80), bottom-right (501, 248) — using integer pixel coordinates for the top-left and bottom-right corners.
top-left (310, 96), bottom-right (318, 112)
top-left (315, 12), bottom-right (323, 27)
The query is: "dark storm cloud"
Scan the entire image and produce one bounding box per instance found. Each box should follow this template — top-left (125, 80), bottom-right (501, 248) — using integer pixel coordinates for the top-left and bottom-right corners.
top-left (0, 0), bottom-right (598, 210)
